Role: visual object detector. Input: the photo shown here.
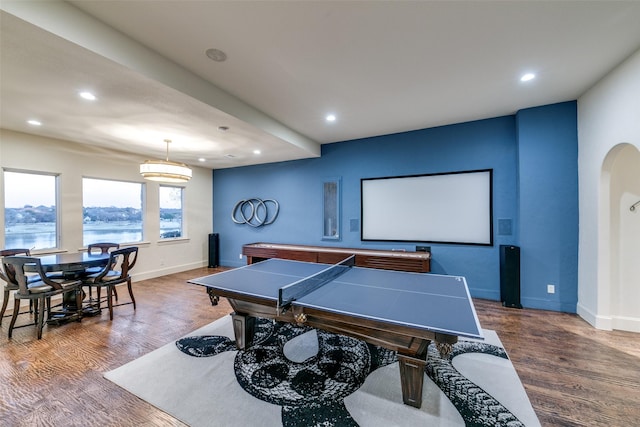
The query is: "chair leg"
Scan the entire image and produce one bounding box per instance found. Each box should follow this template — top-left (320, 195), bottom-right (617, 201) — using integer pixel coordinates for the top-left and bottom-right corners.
top-left (0, 288), bottom-right (9, 325)
top-left (113, 286), bottom-right (119, 302)
top-left (127, 278), bottom-right (136, 310)
top-left (33, 296), bottom-right (39, 320)
top-left (34, 298), bottom-right (41, 328)
top-left (107, 286), bottom-right (114, 320)
top-left (96, 287), bottom-right (102, 312)
top-left (36, 297), bottom-right (45, 340)
top-left (8, 298), bottom-right (20, 338)
top-left (75, 289), bottom-right (83, 321)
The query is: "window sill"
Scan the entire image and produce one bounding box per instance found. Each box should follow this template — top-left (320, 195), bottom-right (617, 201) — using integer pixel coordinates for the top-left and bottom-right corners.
top-left (157, 237), bottom-right (190, 245)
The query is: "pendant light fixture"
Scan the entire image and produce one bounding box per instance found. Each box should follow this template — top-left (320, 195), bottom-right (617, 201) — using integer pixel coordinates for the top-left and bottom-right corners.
top-left (140, 139), bottom-right (192, 183)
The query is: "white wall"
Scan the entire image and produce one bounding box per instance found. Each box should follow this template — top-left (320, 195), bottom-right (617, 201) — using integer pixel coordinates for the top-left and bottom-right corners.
top-left (0, 129), bottom-right (213, 294)
top-left (577, 48), bottom-right (640, 330)
top-left (610, 146), bottom-right (640, 331)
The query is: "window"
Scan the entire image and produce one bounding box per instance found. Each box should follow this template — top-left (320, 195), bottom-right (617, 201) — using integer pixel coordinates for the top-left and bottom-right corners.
top-left (82, 178), bottom-right (143, 246)
top-left (4, 170), bottom-right (58, 250)
top-left (159, 185), bottom-right (184, 239)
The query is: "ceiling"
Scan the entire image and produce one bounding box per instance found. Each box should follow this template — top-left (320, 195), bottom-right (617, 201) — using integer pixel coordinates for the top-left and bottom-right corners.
top-left (2, 1), bottom-right (640, 170)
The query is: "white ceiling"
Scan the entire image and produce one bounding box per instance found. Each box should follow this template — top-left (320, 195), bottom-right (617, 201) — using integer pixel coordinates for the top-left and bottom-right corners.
top-left (2, 1), bottom-right (640, 170)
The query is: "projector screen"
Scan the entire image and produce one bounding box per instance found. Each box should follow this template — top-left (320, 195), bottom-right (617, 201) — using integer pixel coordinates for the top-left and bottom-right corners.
top-left (361, 169), bottom-right (493, 245)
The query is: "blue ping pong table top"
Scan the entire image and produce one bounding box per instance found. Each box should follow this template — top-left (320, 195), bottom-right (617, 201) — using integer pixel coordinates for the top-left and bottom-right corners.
top-left (189, 258), bottom-right (483, 340)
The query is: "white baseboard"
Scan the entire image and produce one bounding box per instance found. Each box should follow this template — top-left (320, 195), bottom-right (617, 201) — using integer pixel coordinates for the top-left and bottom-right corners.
top-left (577, 302), bottom-right (640, 333)
top-left (576, 302), bottom-right (613, 330)
top-left (611, 315), bottom-right (640, 333)
top-left (130, 260), bottom-right (208, 282)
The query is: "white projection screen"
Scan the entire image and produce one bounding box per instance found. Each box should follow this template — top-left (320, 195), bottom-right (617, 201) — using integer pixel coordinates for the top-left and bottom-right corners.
top-left (361, 169), bottom-right (493, 245)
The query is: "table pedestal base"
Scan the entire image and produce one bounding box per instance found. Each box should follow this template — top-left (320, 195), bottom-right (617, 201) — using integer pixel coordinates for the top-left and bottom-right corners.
top-left (46, 311), bottom-right (81, 325)
top-left (47, 290), bottom-right (101, 324)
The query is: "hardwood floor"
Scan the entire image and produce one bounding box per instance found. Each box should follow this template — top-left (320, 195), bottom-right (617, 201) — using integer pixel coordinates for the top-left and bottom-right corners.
top-left (1, 267), bottom-right (639, 426)
top-left (474, 299), bottom-right (640, 426)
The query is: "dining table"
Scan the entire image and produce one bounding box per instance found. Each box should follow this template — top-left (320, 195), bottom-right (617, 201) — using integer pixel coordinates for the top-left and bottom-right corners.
top-left (29, 252), bottom-right (111, 323)
top-left (36, 252), bottom-right (111, 278)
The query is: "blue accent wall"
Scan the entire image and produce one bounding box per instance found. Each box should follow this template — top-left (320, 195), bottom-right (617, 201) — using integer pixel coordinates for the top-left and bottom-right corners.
top-left (516, 102), bottom-right (579, 312)
top-left (212, 101), bottom-right (578, 312)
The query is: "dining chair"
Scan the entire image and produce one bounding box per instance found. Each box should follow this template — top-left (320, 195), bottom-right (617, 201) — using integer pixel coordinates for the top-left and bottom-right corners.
top-left (84, 243), bottom-right (120, 301)
top-left (85, 243), bottom-right (120, 275)
top-left (2, 256), bottom-right (83, 339)
top-left (82, 246), bottom-right (138, 320)
top-left (1, 248), bottom-right (33, 325)
top-left (87, 242), bottom-right (120, 255)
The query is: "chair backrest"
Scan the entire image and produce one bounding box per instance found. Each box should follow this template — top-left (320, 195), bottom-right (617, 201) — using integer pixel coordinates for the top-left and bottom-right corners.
top-left (0, 249), bottom-right (31, 284)
top-left (1, 256), bottom-right (63, 294)
top-left (97, 246), bottom-right (138, 280)
top-left (87, 243), bottom-right (120, 255)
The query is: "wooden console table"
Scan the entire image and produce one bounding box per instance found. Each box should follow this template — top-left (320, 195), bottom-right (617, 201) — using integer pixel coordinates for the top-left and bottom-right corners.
top-left (242, 242), bottom-right (430, 273)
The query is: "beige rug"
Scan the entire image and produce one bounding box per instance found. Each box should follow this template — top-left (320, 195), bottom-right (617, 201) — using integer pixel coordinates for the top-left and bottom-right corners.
top-left (105, 315), bottom-right (540, 426)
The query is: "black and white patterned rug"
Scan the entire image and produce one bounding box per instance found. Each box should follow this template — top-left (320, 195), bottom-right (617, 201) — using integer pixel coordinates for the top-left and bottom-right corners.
top-left (105, 316), bottom-right (540, 426)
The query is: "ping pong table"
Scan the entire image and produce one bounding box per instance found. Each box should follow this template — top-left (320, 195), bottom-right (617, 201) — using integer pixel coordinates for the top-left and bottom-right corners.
top-left (188, 255), bottom-right (483, 408)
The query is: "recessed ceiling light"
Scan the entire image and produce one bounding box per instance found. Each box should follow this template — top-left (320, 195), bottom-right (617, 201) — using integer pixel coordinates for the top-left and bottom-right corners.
top-left (198, 158), bottom-right (206, 162)
top-left (27, 119), bottom-right (42, 126)
top-left (253, 150), bottom-right (261, 155)
top-left (206, 48), bottom-right (227, 62)
top-left (218, 126), bottom-right (229, 132)
top-left (520, 73), bottom-right (535, 82)
top-left (79, 91), bottom-right (97, 100)
top-left (225, 154), bottom-right (236, 158)
top-left (326, 114), bottom-right (336, 122)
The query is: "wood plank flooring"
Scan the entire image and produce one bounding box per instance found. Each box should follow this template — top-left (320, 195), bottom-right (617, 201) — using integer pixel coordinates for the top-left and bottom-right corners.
top-left (1, 266), bottom-right (639, 426)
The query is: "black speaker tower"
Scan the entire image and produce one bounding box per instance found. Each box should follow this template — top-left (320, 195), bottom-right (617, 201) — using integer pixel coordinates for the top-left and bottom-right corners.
top-left (500, 245), bottom-right (522, 308)
top-left (208, 233), bottom-right (219, 268)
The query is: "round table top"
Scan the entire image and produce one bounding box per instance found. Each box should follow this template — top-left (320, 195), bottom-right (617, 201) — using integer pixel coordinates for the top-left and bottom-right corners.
top-left (35, 252), bottom-right (110, 272)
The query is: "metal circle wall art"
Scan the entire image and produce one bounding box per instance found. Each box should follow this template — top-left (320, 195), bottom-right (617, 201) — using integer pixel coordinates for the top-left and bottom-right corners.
top-left (231, 198), bottom-right (279, 227)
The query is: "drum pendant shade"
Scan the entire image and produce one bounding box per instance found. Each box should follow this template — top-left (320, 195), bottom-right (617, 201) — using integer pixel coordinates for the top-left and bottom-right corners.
top-left (140, 139), bottom-right (192, 183)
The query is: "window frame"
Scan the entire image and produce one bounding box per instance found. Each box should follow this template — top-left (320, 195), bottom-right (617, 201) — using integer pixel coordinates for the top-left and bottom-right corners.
top-left (81, 176), bottom-right (144, 247)
top-left (159, 184), bottom-right (186, 240)
top-left (3, 168), bottom-right (60, 251)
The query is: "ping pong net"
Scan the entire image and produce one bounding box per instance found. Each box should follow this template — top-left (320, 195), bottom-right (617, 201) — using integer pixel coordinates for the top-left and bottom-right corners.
top-left (278, 255), bottom-right (355, 310)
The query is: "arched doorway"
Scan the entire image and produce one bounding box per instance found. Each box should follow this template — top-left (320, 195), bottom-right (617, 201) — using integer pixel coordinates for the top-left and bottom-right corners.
top-left (600, 143), bottom-right (640, 332)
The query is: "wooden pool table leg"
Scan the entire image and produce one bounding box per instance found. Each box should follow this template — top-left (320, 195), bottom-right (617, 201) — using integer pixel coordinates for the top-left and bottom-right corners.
top-left (231, 312), bottom-right (255, 350)
top-left (398, 353), bottom-right (428, 408)
top-left (205, 288), bottom-right (219, 305)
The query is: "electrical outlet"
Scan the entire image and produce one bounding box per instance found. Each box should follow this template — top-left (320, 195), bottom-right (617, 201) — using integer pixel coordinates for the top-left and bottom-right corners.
top-left (547, 284), bottom-right (555, 294)
top-left (239, 253), bottom-right (243, 259)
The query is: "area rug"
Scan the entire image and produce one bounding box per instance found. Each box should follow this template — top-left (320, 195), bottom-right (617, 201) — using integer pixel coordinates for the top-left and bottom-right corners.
top-left (104, 315), bottom-right (540, 426)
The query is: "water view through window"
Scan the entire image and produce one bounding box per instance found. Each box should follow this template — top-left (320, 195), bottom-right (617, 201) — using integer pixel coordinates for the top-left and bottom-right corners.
top-left (83, 178), bottom-right (143, 246)
top-left (4, 171), bottom-right (58, 250)
top-left (4, 174), bottom-right (179, 249)
top-left (159, 185), bottom-right (183, 239)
